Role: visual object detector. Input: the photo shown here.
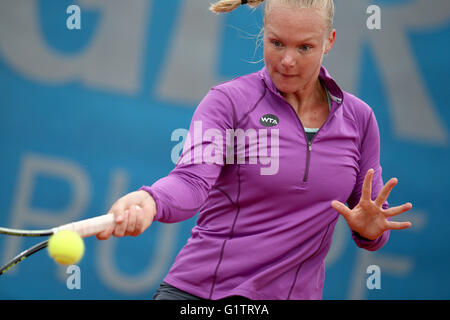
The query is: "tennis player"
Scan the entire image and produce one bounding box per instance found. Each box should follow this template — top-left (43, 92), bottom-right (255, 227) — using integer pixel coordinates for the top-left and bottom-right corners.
top-left (97, 0), bottom-right (413, 300)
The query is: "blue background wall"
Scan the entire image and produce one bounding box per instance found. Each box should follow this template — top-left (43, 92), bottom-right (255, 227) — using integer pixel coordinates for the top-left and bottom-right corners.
top-left (0, 0), bottom-right (449, 299)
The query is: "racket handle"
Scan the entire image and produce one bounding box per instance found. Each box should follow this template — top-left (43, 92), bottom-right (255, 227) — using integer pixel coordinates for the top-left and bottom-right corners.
top-left (53, 214), bottom-right (116, 238)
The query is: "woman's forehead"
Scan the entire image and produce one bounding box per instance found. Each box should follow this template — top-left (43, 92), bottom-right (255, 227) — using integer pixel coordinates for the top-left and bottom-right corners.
top-left (265, 4), bottom-right (327, 26)
top-left (264, 6), bottom-right (328, 40)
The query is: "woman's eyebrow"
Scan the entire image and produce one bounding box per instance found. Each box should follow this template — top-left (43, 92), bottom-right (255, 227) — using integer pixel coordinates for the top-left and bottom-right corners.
top-left (267, 31), bottom-right (317, 43)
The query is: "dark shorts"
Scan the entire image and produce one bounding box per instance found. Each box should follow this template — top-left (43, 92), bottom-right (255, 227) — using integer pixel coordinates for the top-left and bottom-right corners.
top-left (153, 281), bottom-right (251, 301)
top-left (153, 282), bottom-right (204, 300)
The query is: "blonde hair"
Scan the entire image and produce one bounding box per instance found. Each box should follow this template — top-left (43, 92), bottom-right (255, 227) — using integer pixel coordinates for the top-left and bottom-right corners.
top-left (210, 0), bottom-right (334, 32)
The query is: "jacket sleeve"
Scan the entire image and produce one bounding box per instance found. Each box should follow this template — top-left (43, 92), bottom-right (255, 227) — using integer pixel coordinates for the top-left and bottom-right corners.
top-left (139, 88), bottom-right (235, 223)
top-left (346, 110), bottom-right (390, 251)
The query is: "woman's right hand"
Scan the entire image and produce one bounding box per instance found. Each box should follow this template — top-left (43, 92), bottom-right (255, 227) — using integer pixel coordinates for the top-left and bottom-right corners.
top-left (96, 190), bottom-right (157, 240)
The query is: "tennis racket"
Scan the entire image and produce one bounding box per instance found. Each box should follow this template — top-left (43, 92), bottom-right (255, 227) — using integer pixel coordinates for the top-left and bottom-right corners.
top-left (0, 214), bottom-right (115, 276)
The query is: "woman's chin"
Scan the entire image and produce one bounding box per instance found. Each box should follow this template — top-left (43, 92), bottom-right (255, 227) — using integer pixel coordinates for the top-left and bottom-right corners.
top-left (272, 75), bottom-right (301, 94)
top-left (274, 82), bottom-right (298, 94)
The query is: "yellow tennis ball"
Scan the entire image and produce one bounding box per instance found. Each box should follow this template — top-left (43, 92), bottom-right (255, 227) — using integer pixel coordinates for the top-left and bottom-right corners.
top-left (48, 230), bottom-right (85, 265)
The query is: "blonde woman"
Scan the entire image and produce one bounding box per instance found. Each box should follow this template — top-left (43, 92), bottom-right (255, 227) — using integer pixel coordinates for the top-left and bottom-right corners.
top-left (97, 0), bottom-right (413, 300)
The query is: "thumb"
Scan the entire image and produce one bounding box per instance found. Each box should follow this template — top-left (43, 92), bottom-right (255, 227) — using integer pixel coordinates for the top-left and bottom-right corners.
top-left (331, 200), bottom-right (352, 220)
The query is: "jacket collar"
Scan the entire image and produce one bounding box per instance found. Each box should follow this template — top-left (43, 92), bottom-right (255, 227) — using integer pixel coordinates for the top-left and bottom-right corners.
top-left (259, 65), bottom-right (344, 105)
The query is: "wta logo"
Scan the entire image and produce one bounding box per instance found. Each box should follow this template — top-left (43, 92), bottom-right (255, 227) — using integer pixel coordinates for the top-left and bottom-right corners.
top-left (171, 121), bottom-right (279, 175)
top-left (259, 114), bottom-right (279, 127)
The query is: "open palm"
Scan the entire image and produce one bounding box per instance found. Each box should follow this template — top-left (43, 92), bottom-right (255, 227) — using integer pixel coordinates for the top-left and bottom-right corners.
top-left (331, 169), bottom-right (412, 241)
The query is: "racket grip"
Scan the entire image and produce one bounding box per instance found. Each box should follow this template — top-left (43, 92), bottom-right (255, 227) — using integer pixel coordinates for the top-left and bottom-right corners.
top-left (53, 214), bottom-right (116, 238)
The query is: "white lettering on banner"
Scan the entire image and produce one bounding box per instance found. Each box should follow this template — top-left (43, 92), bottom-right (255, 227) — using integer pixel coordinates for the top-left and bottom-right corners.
top-left (3, 153), bottom-right (90, 273)
top-left (348, 209), bottom-right (426, 299)
top-left (0, 0), bottom-right (150, 94)
top-left (366, 5), bottom-right (381, 30)
top-left (325, 0), bottom-right (449, 145)
top-left (66, 265), bottom-right (82, 290)
top-left (66, 5), bottom-right (81, 30)
top-left (349, 250), bottom-right (413, 299)
top-left (366, 265), bottom-right (381, 290)
top-left (171, 128), bottom-right (189, 165)
top-left (156, 0), bottom-right (224, 103)
top-left (97, 169), bottom-right (179, 294)
top-left (2, 154), bottom-right (177, 292)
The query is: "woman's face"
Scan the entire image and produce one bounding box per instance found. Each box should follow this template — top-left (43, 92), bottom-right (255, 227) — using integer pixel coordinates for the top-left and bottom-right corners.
top-left (263, 4), bottom-right (335, 94)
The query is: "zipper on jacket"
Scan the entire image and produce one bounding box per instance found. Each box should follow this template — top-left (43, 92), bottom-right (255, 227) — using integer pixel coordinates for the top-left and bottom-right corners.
top-left (283, 104), bottom-right (322, 183)
top-left (303, 140), bottom-right (312, 182)
top-left (300, 93), bottom-right (341, 182)
top-left (271, 86), bottom-right (341, 184)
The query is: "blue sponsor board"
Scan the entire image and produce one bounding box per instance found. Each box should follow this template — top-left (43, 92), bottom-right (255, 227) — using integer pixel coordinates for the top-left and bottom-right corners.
top-left (0, 0), bottom-right (449, 299)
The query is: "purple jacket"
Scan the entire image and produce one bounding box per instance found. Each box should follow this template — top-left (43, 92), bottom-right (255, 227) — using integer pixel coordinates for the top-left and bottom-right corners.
top-left (140, 66), bottom-right (390, 300)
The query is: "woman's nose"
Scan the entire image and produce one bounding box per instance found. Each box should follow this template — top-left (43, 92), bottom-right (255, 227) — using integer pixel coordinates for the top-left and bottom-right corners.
top-left (281, 50), bottom-right (296, 68)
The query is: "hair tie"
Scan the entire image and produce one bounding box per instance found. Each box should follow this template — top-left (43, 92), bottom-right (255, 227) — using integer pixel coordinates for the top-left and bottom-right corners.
top-left (241, 0), bottom-right (248, 4)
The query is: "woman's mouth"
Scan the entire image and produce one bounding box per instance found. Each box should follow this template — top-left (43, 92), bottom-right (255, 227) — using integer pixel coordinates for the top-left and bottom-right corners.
top-left (279, 72), bottom-right (297, 78)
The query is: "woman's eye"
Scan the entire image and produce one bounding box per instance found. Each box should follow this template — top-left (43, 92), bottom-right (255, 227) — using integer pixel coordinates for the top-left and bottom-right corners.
top-left (272, 40), bottom-right (282, 48)
top-left (300, 45), bottom-right (312, 52)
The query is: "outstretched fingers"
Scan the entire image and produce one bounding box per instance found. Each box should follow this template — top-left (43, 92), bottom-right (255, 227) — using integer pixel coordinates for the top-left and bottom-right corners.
top-left (384, 202), bottom-right (413, 230)
top-left (386, 220), bottom-right (412, 230)
top-left (383, 202), bottom-right (413, 217)
top-left (361, 169), bottom-right (374, 202)
top-left (331, 200), bottom-right (352, 220)
top-left (375, 177), bottom-right (398, 207)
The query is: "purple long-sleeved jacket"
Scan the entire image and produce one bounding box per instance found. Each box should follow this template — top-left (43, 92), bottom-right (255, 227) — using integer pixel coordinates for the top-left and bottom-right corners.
top-left (140, 66), bottom-right (390, 300)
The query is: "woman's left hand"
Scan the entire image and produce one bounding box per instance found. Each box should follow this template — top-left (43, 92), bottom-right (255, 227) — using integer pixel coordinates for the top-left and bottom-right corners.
top-left (330, 169), bottom-right (413, 241)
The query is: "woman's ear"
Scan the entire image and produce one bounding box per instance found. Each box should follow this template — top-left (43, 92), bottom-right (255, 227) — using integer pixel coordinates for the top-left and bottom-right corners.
top-left (324, 29), bottom-right (336, 54)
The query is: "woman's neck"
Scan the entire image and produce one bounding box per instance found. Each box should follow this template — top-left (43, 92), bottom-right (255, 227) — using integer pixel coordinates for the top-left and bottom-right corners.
top-left (281, 79), bottom-right (327, 114)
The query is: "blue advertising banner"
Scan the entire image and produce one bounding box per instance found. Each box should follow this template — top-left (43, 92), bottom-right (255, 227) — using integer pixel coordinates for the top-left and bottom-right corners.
top-left (0, 0), bottom-right (449, 299)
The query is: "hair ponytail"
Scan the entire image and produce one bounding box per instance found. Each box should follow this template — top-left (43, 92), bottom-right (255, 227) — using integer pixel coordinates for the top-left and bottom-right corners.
top-left (209, 0), bottom-right (334, 33)
top-left (209, 0), bottom-right (265, 14)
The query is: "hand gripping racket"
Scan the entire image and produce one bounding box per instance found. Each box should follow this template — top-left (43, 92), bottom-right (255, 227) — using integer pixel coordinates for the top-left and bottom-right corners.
top-left (0, 214), bottom-right (115, 276)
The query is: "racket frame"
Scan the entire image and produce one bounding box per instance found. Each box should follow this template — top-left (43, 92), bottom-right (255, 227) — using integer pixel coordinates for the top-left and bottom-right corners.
top-left (0, 214), bottom-right (115, 276)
